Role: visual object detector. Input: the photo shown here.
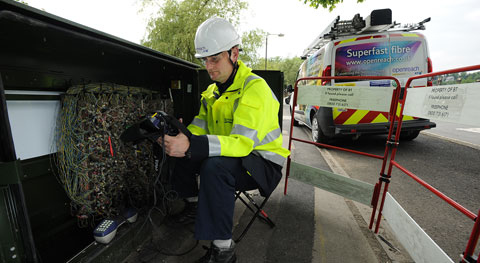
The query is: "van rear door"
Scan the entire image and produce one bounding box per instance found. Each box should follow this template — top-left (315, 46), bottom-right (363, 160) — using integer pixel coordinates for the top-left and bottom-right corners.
top-left (388, 33), bottom-right (428, 86)
top-left (332, 33), bottom-right (428, 125)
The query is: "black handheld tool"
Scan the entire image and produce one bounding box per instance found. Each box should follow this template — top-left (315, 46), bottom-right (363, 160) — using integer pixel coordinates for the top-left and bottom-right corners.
top-left (120, 111), bottom-right (192, 143)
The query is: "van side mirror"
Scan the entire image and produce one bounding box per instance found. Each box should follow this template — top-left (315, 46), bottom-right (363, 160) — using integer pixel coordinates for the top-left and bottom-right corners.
top-left (286, 84), bottom-right (294, 93)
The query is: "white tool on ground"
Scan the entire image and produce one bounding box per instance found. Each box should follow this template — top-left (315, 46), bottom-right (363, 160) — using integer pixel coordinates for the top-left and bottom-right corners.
top-left (93, 208), bottom-right (138, 244)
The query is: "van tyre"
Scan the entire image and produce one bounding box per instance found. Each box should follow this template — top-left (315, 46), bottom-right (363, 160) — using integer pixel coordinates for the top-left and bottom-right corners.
top-left (400, 130), bottom-right (420, 141)
top-left (312, 113), bottom-right (329, 143)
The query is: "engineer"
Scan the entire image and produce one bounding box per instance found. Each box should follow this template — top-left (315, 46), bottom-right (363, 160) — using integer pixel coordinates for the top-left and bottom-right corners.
top-left (157, 17), bottom-right (290, 263)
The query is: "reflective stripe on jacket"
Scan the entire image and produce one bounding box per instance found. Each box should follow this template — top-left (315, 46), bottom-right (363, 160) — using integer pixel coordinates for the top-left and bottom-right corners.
top-left (188, 60), bottom-right (290, 167)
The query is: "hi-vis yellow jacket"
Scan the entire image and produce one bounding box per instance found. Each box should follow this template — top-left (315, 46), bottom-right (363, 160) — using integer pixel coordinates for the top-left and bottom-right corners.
top-left (188, 60), bottom-right (290, 167)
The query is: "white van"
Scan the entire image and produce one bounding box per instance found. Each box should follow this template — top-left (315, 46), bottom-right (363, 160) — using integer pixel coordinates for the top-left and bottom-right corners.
top-left (288, 9), bottom-right (436, 143)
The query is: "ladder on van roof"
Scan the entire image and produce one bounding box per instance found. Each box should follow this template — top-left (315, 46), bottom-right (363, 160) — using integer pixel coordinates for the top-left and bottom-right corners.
top-left (301, 8), bottom-right (431, 59)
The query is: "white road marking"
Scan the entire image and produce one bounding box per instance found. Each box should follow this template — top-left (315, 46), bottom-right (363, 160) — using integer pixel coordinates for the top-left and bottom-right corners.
top-left (456, 128), bottom-right (480, 133)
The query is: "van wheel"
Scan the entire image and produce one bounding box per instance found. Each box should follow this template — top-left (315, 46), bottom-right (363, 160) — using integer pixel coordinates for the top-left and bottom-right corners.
top-left (400, 130), bottom-right (420, 141)
top-left (312, 114), bottom-right (329, 143)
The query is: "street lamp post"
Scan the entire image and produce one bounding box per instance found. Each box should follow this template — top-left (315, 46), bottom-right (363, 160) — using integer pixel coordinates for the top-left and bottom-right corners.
top-left (265, 33), bottom-right (284, 70)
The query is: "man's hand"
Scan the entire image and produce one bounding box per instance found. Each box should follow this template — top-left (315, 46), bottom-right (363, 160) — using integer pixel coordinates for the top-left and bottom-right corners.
top-left (156, 118), bottom-right (190, 157)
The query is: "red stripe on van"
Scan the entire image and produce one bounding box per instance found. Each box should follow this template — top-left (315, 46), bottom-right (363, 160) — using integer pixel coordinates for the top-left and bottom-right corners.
top-left (356, 36), bottom-right (371, 41)
top-left (334, 109), bottom-right (356, 124)
top-left (390, 33), bottom-right (403, 38)
top-left (359, 111), bottom-right (388, 123)
top-left (335, 34), bottom-right (386, 46)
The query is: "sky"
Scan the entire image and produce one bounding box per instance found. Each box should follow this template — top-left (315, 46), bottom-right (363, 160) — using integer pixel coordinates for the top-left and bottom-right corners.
top-left (23, 0), bottom-right (480, 72)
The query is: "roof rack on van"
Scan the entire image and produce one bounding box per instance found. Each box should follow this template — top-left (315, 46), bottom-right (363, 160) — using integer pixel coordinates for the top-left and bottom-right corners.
top-left (301, 8), bottom-right (431, 59)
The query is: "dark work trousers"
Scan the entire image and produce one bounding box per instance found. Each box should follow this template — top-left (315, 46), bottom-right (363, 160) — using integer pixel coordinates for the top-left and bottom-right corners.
top-left (171, 155), bottom-right (261, 240)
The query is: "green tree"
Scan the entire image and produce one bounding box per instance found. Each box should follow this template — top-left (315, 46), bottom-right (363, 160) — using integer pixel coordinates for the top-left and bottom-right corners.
top-left (301, 0), bottom-right (364, 11)
top-left (460, 71), bottom-right (480, 83)
top-left (277, 57), bottom-right (304, 86)
top-left (140, 0), bottom-right (263, 66)
top-left (240, 29), bottom-right (266, 68)
top-left (13, 0), bottom-right (28, 4)
top-left (252, 56), bottom-right (303, 87)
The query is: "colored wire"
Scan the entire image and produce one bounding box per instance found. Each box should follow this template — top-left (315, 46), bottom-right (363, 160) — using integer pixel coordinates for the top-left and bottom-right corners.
top-left (54, 83), bottom-right (176, 225)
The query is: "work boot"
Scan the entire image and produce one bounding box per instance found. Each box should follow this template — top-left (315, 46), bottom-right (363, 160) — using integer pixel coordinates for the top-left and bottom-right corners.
top-left (196, 241), bottom-right (236, 263)
top-left (169, 200), bottom-right (197, 225)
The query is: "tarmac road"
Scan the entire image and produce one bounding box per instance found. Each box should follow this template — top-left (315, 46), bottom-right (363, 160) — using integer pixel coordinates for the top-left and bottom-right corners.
top-left (423, 120), bottom-right (480, 149)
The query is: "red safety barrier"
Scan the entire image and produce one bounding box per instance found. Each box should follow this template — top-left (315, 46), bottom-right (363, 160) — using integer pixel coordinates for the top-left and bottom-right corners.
top-left (284, 75), bottom-right (402, 196)
top-left (387, 64), bottom-right (480, 263)
top-left (464, 209), bottom-right (480, 263)
top-left (285, 65), bottom-right (480, 262)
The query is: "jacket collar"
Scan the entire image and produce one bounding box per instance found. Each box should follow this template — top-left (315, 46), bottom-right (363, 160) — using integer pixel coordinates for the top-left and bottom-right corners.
top-left (214, 62), bottom-right (239, 98)
top-left (203, 60), bottom-right (252, 102)
top-left (214, 60), bottom-right (251, 94)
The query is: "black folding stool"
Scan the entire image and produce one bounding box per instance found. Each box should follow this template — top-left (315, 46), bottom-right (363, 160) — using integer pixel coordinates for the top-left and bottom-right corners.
top-left (233, 190), bottom-right (275, 243)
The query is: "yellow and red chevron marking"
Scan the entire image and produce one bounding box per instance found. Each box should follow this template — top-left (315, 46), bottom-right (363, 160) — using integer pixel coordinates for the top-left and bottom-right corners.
top-left (333, 103), bottom-right (414, 125)
top-left (334, 33), bottom-right (423, 46)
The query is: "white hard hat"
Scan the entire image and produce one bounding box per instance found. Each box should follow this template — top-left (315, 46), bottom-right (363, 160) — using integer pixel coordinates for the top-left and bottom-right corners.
top-left (194, 17), bottom-right (242, 58)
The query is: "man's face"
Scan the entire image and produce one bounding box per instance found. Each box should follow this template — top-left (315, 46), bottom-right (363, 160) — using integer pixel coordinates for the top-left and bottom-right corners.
top-left (202, 51), bottom-right (234, 84)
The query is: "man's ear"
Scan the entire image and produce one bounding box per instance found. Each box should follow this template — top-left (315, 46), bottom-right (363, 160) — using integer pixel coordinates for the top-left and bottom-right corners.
top-left (231, 46), bottom-right (240, 62)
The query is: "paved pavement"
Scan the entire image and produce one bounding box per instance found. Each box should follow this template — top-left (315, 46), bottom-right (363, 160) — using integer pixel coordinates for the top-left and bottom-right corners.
top-left (123, 104), bottom-right (414, 263)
